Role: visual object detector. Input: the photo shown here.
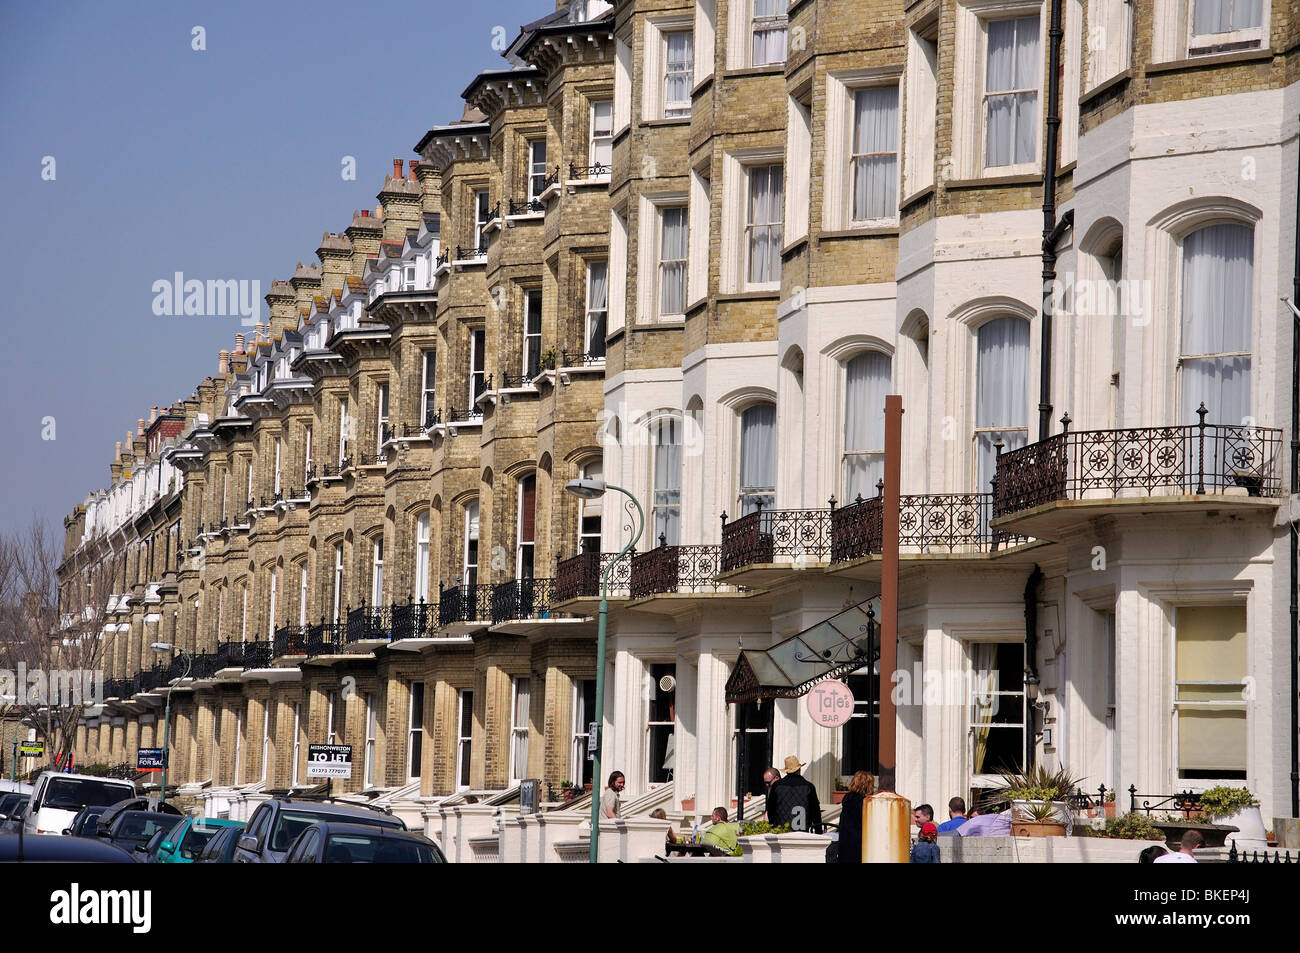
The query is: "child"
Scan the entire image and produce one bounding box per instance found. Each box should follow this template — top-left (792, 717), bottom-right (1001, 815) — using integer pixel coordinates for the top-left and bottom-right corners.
top-left (910, 821), bottom-right (940, 863)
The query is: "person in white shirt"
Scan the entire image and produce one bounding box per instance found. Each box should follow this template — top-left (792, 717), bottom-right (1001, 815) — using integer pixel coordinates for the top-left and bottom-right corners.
top-left (1153, 829), bottom-right (1203, 863)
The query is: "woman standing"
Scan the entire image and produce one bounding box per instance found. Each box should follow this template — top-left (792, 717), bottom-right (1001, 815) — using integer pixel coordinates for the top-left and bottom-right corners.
top-left (836, 771), bottom-right (876, 864)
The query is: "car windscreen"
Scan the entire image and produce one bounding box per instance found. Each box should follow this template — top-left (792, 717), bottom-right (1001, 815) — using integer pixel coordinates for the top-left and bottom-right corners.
top-left (0, 794), bottom-right (23, 816)
top-left (270, 811), bottom-right (401, 851)
top-left (115, 813), bottom-right (175, 841)
top-left (180, 823), bottom-right (222, 856)
top-left (74, 809), bottom-right (106, 836)
top-left (43, 778), bottom-right (134, 811)
top-left (323, 833), bottom-right (443, 863)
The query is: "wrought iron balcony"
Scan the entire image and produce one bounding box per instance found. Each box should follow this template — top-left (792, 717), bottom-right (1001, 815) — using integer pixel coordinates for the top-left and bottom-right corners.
top-left (508, 197), bottom-right (546, 215)
top-left (569, 161), bottom-right (610, 180)
top-left (445, 406), bottom-right (483, 422)
top-left (992, 409), bottom-right (1284, 518)
top-left (189, 653), bottom-right (219, 679)
top-left (435, 248), bottom-right (450, 268)
top-left (490, 578), bottom-right (557, 623)
top-left (391, 599), bottom-right (439, 641)
top-left (541, 165), bottom-right (561, 192)
top-left (242, 640), bottom-right (275, 670)
top-left (437, 583), bottom-right (494, 626)
top-left (165, 654), bottom-right (190, 682)
top-left (454, 244), bottom-right (488, 261)
top-left (213, 641), bottom-right (247, 671)
top-left (358, 450), bottom-right (388, 466)
top-left (135, 667), bottom-right (165, 694)
top-left (629, 540), bottom-right (723, 598)
top-left (305, 620), bottom-right (344, 657)
top-left (559, 348), bottom-right (604, 366)
top-left (500, 372), bottom-right (534, 389)
top-left (273, 624), bottom-right (307, 659)
top-left (554, 550), bottom-right (632, 602)
top-left (345, 603), bottom-right (391, 643)
top-left (105, 677), bottom-right (130, 700)
top-left (830, 492), bottom-right (1017, 565)
top-left (720, 506), bottom-right (832, 573)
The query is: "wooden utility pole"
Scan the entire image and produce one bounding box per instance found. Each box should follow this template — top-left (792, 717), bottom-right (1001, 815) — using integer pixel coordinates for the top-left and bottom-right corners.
top-left (878, 395), bottom-right (902, 792)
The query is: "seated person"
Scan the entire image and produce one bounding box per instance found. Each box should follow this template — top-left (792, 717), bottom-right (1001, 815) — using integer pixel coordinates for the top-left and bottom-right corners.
top-left (700, 807), bottom-right (743, 857)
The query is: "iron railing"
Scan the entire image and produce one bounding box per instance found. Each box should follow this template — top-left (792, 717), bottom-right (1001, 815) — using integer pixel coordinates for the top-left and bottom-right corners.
top-left (1127, 787), bottom-right (1202, 817)
top-left (105, 678), bottom-right (130, 700)
top-left (629, 540), bottom-right (722, 598)
top-left (560, 348), bottom-right (605, 366)
top-left (445, 406), bottom-right (483, 422)
top-left (391, 599), bottom-right (439, 641)
top-left (358, 450), bottom-right (388, 466)
top-left (345, 604), bottom-right (391, 643)
top-left (541, 165), bottom-right (560, 193)
top-left (435, 248), bottom-right (450, 268)
top-left (438, 584), bottom-right (494, 626)
top-left (242, 641), bottom-right (275, 670)
top-left (166, 654), bottom-right (190, 682)
top-left (992, 408), bottom-right (1284, 517)
top-left (1228, 845), bottom-right (1296, 863)
top-left (273, 624), bottom-right (307, 659)
top-left (830, 492), bottom-right (1019, 564)
top-left (454, 244), bottom-right (489, 261)
top-left (490, 578), bottom-right (557, 623)
top-left (508, 197), bottom-right (545, 215)
top-left (569, 161), bottom-right (610, 180)
top-left (189, 653), bottom-right (218, 679)
top-left (213, 641), bottom-right (248, 671)
top-left (305, 621), bottom-right (344, 657)
top-left (720, 506), bottom-right (832, 572)
top-left (554, 550), bottom-right (633, 601)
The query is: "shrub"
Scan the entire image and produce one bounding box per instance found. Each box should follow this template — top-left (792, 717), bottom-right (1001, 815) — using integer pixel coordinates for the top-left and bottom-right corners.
top-left (740, 820), bottom-right (791, 836)
top-left (996, 764), bottom-right (1084, 802)
top-left (1196, 786), bottom-right (1256, 818)
top-left (1104, 813), bottom-right (1163, 840)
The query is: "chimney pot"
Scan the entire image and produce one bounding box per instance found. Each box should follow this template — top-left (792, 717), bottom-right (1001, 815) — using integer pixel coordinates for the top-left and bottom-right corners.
top-left (219, 349), bottom-right (230, 375)
top-left (234, 333), bottom-right (245, 352)
top-left (408, 159), bottom-right (418, 180)
top-left (360, 209), bottom-right (370, 218)
top-left (137, 418), bottom-right (146, 435)
top-left (115, 441), bottom-right (122, 458)
top-left (392, 158), bottom-right (403, 178)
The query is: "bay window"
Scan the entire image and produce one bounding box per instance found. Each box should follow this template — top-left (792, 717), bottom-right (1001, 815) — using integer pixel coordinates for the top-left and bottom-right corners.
top-left (983, 15), bottom-right (1040, 170)
top-left (852, 86), bottom-right (899, 223)
top-left (409, 681), bottom-right (425, 782)
top-left (456, 690), bottom-right (474, 789)
top-left (664, 31), bottom-right (694, 118)
top-left (572, 678), bottom-right (597, 786)
top-left (586, 261), bottom-right (608, 358)
top-left (516, 474), bottom-right (537, 579)
top-left (414, 511), bottom-right (430, 603)
top-left (421, 350), bottom-right (436, 428)
top-left (463, 501), bottom-right (480, 587)
top-left (651, 416), bottom-right (682, 546)
top-left (842, 351), bottom-right (892, 501)
top-left (746, 163), bottom-right (784, 285)
top-left (1175, 605), bottom-right (1247, 780)
top-left (658, 206), bottom-right (688, 317)
top-left (510, 676), bottom-right (531, 781)
top-left (370, 536), bottom-right (383, 605)
top-left (1179, 223), bottom-right (1252, 426)
top-left (1189, 0), bottom-right (1265, 54)
top-left (751, 0), bottom-right (788, 67)
top-left (974, 317), bottom-right (1030, 494)
top-left (523, 290), bottom-right (542, 379)
top-left (590, 100), bottom-right (613, 170)
top-left (738, 403), bottom-right (776, 514)
top-left (527, 139), bottom-right (548, 203)
top-left (580, 460), bottom-right (603, 553)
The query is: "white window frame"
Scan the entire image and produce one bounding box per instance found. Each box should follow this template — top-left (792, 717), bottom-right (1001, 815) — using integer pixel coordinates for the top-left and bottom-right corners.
top-left (338, 397), bottom-right (349, 466)
top-left (1170, 602), bottom-right (1250, 785)
top-left (414, 511), bottom-right (430, 603)
top-left (748, 0), bottom-right (788, 68)
top-left (650, 414), bottom-right (683, 546)
top-left (456, 690), bottom-right (473, 790)
top-left (473, 189), bottom-right (491, 252)
top-left (463, 500), bottom-right (480, 587)
top-left (980, 13), bottom-right (1041, 174)
top-left (516, 474), bottom-right (536, 580)
top-left (303, 424), bottom-right (312, 484)
top-left (364, 693), bottom-right (377, 788)
top-left (527, 139), bottom-right (548, 202)
top-left (240, 583), bottom-right (249, 641)
top-left (523, 290), bottom-right (543, 378)
top-left (408, 681), bottom-right (425, 783)
top-left (332, 542), bottom-right (344, 623)
top-left (421, 350), bottom-right (436, 429)
top-left (645, 662), bottom-right (676, 787)
top-left (656, 204), bottom-right (688, 319)
top-left (850, 85), bottom-right (901, 225)
top-left (325, 689), bottom-right (338, 745)
top-left (663, 30), bottom-right (694, 118)
top-left (589, 100), bottom-right (613, 172)
top-left (260, 701), bottom-right (270, 783)
top-left (643, 18), bottom-right (696, 121)
top-left (967, 640), bottom-right (1028, 788)
top-left (745, 162), bottom-right (784, 287)
top-left (509, 676), bottom-right (531, 782)
top-left (579, 460), bottom-right (603, 553)
top-left (972, 316), bottom-right (1031, 492)
top-left (292, 702), bottom-right (301, 786)
top-left (298, 561), bottom-right (309, 627)
top-left (376, 382), bottom-right (389, 451)
top-left (585, 261), bottom-right (609, 358)
top-left (266, 568), bottom-right (277, 641)
top-left (738, 402), bottom-right (777, 515)
top-left (273, 438), bottom-right (282, 496)
top-left (571, 678), bottom-right (596, 784)
top-left (469, 328), bottom-right (485, 407)
top-left (1186, 0), bottom-right (1267, 55)
top-left (371, 536), bottom-right (384, 605)
top-left (823, 69), bottom-right (903, 231)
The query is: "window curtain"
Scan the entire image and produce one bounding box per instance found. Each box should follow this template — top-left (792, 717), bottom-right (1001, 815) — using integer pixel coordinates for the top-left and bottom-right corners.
top-left (748, 164), bottom-right (784, 283)
top-left (587, 262), bottom-right (608, 356)
top-left (752, 0), bottom-right (788, 66)
top-left (512, 679), bottom-right (530, 779)
top-left (665, 32), bottom-right (694, 115)
top-left (739, 403), bottom-right (777, 514)
top-left (984, 17), bottom-right (1039, 167)
top-left (970, 643), bottom-right (997, 775)
top-left (1180, 223), bottom-right (1252, 426)
top-left (659, 208), bottom-right (688, 314)
top-left (591, 101), bottom-right (613, 167)
top-left (975, 317), bottom-right (1030, 493)
top-left (852, 86), bottom-right (899, 221)
top-left (842, 351), bottom-right (891, 500)
top-left (1193, 0), bottom-right (1262, 34)
top-left (653, 416), bottom-right (682, 545)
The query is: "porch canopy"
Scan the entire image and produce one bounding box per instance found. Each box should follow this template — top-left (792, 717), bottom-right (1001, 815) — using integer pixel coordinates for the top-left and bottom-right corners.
top-left (724, 596), bottom-right (880, 704)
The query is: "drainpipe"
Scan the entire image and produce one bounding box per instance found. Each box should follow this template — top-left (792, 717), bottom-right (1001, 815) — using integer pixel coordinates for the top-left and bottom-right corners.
top-left (1290, 116), bottom-right (1300, 817)
top-left (1038, 0), bottom-right (1072, 442)
top-left (1024, 565), bottom-right (1043, 769)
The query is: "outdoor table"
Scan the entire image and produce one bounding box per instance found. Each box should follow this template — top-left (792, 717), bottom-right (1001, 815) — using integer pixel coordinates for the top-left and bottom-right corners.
top-left (664, 839), bottom-right (725, 857)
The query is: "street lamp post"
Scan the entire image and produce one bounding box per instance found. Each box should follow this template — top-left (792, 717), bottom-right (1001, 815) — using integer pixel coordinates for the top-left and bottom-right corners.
top-left (564, 478), bottom-right (644, 864)
top-left (151, 642), bottom-right (190, 808)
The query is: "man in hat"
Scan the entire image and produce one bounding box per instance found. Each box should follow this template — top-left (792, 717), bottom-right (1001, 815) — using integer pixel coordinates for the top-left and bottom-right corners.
top-left (765, 755), bottom-right (823, 834)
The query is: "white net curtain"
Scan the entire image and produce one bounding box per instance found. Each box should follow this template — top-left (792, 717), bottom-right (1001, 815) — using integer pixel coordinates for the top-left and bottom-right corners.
top-left (1179, 222), bottom-right (1253, 427)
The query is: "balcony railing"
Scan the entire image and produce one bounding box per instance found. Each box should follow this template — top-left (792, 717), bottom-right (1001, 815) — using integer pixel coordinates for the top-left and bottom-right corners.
top-left (391, 599), bottom-right (439, 641)
top-left (559, 348), bottom-right (604, 366)
top-left (105, 677), bottom-right (130, 700)
top-left (830, 492), bottom-right (1018, 564)
top-left (358, 450), bottom-right (388, 466)
top-left (444, 406), bottom-right (483, 422)
top-left (720, 506), bottom-right (832, 572)
top-left (345, 604), bottom-right (391, 643)
top-left (508, 197), bottom-right (545, 215)
top-left (629, 540), bottom-right (723, 598)
top-left (455, 244), bottom-right (488, 261)
top-left (569, 161), bottom-right (610, 180)
top-left (438, 584), bottom-right (494, 626)
top-left (435, 248), bottom-right (450, 269)
top-left (189, 653), bottom-right (219, 679)
top-left (554, 550), bottom-right (632, 602)
top-left (993, 410), bottom-right (1284, 517)
top-left (213, 641), bottom-right (248, 671)
top-left (273, 624), bottom-right (307, 658)
top-left (305, 621), bottom-right (344, 657)
top-left (242, 641), bottom-right (275, 670)
top-left (166, 654), bottom-right (190, 682)
top-left (490, 578), bottom-right (557, 623)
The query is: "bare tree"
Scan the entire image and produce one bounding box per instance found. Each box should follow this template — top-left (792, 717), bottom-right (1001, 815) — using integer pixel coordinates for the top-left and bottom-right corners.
top-left (0, 518), bottom-right (114, 775)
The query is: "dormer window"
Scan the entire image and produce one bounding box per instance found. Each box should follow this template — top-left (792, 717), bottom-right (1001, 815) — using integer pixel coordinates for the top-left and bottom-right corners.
top-left (403, 264), bottom-right (416, 290)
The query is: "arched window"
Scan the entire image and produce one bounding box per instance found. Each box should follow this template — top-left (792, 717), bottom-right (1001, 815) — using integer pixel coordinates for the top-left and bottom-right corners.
top-left (842, 351), bottom-right (891, 500)
top-left (462, 501), bottom-right (480, 587)
top-left (414, 511), bottom-right (430, 603)
top-left (974, 317), bottom-right (1030, 493)
top-left (1179, 223), bottom-right (1252, 425)
top-left (579, 460), bottom-right (603, 554)
top-left (370, 535), bottom-right (384, 605)
top-left (738, 403), bottom-right (776, 514)
top-left (651, 416), bottom-right (682, 545)
top-left (516, 474), bottom-right (537, 579)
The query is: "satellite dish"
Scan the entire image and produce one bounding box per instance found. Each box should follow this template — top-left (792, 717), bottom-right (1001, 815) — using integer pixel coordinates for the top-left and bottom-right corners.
top-left (659, 674), bottom-right (676, 693)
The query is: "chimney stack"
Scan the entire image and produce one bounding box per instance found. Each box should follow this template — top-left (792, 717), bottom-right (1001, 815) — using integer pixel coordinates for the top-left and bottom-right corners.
top-left (392, 158), bottom-right (403, 179)
top-left (234, 333), bottom-right (245, 352)
top-left (115, 441), bottom-right (122, 460)
top-left (408, 159), bottom-right (418, 181)
top-left (219, 349), bottom-right (230, 374)
top-left (137, 417), bottom-right (146, 435)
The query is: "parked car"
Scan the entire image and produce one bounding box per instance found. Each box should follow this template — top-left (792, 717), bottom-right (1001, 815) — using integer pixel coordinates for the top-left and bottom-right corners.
top-left (154, 816), bottom-right (244, 864)
top-left (233, 797), bottom-right (405, 863)
top-left (136, 826), bottom-right (172, 863)
top-left (192, 824), bottom-right (245, 864)
top-left (24, 771), bottom-right (136, 836)
top-left (0, 792), bottom-right (29, 825)
top-left (0, 833), bottom-right (135, 863)
top-left (64, 805), bottom-right (110, 838)
top-left (0, 780), bottom-right (34, 796)
top-left (99, 810), bottom-right (184, 857)
top-left (283, 822), bottom-right (446, 863)
top-left (1, 797), bottom-right (30, 834)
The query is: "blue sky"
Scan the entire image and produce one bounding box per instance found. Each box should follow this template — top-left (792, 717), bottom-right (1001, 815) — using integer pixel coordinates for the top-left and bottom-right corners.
top-left (0, 0), bottom-right (544, 539)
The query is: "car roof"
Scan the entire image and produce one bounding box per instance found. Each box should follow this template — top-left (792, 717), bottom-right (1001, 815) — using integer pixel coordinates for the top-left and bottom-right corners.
top-left (0, 781), bottom-right (34, 795)
top-left (0, 834), bottom-right (136, 863)
top-left (314, 822), bottom-right (431, 841)
top-left (273, 799), bottom-right (403, 826)
top-left (188, 817), bottom-right (244, 828)
top-left (35, 771), bottom-right (137, 786)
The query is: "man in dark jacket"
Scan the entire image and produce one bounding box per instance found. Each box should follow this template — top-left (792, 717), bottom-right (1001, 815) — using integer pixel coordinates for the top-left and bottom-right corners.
top-left (766, 755), bottom-right (823, 833)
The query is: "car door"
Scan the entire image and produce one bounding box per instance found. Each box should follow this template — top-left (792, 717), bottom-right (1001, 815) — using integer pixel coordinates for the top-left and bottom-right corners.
top-left (235, 805), bottom-right (272, 862)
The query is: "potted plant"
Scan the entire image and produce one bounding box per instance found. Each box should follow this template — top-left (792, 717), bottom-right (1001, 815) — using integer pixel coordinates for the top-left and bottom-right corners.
top-left (1104, 788), bottom-right (1116, 819)
top-left (560, 781), bottom-right (578, 804)
top-left (1197, 786), bottom-right (1266, 848)
top-left (832, 777), bottom-right (849, 804)
top-left (998, 764), bottom-right (1082, 837)
top-left (540, 348), bottom-right (557, 371)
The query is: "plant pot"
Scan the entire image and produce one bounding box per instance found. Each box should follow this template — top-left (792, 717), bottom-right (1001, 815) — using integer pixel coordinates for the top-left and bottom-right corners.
top-left (1104, 801), bottom-right (1116, 819)
top-left (680, 798), bottom-right (695, 812)
top-left (1012, 799), bottom-right (1069, 824)
top-left (1213, 805), bottom-right (1267, 849)
top-left (832, 790), bottom-right (848, 804)
top-left (1012, 820), bottom-right (1068, 837)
